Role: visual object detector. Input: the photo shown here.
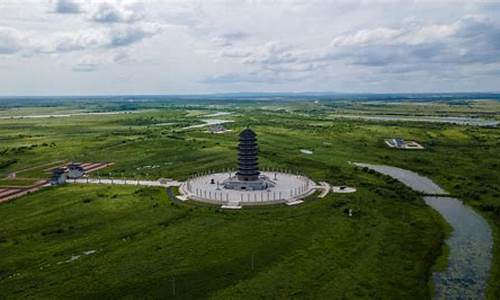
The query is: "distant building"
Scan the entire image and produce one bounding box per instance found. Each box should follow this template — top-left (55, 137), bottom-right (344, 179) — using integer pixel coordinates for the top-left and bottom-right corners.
top-left (393, 138), bottom-right (405, 147)
top-left (51, 168), bottom-right (67, 185)
top-left (67, 163), bottom-right (85, 179)
top-left (208, 124), bottom-right (230, 134)
top-left (385, 138), bottom-right (424, 150)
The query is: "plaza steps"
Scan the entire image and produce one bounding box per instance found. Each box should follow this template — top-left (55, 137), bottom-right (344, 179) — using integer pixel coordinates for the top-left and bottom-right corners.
top-left (221, 202), bottom-right (242, 209)
top-left (286, 200), bottom-right (304, 206)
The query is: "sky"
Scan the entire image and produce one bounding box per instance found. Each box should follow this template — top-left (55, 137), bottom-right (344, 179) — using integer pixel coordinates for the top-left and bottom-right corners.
top-left (0, 0), bottom-right (499, 96)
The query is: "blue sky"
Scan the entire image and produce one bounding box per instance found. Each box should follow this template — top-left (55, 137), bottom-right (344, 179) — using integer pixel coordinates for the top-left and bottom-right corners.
top-left (0, 0), bottom-right (499, 95)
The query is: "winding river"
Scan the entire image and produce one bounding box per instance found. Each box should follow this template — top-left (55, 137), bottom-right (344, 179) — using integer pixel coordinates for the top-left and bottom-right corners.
top-left (354, 163), bottom-right (493, 299)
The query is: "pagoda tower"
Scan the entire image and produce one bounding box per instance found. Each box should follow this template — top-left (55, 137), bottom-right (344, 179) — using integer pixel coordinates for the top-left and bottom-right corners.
top-left (223, 127), bottom-right (274, 191)
top-left (236, 128), bottom-right (260, 181)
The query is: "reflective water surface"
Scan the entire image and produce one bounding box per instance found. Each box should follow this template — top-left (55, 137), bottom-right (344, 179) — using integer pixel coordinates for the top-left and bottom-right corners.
top-left (354, 163), bottom-right (493, 299)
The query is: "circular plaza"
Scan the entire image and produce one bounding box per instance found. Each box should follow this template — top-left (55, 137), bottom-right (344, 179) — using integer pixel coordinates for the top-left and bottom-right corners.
top-left (180, 170), bottom-right (317, 207)
top-left (178, 127), bottom-right (324, 208)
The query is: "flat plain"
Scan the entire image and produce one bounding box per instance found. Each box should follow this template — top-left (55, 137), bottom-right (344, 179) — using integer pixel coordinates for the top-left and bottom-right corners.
top-left (0, 97), bottom-right (499, 298)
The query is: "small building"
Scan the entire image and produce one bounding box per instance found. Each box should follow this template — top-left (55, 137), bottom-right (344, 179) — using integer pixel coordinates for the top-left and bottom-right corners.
top-left (51, 168), bottom-right (67, 185)
top-left (385, 138), bottom-right (424, 150)
top-left (67, 163), bottom-right (85, 179)
top-left (208, 124), bottom-right (230, 134)
top-left (393, 138), bottom-right (405, 147)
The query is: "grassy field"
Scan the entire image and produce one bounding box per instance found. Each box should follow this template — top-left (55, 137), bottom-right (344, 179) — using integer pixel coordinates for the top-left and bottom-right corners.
top-left (0, 98), bottom-right (499, 298)
top-left (0, 182), bottom-right (444, 298)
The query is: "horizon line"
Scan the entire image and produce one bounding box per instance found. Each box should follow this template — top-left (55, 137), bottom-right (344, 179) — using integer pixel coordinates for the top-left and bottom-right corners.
top-left (1, 91), bottom-right (500, 98)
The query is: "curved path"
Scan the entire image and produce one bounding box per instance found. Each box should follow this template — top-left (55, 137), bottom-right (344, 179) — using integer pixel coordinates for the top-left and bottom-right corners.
top-left (354, 163), bottom-right (493, 299)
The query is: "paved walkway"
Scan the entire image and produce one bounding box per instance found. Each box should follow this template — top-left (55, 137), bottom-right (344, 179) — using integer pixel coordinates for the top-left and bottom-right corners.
top-left (316, 181), bottom-right (331, 198)
top-left (181, 172), bottom-right (315, 204)
top-left (68, 178), bottom-right (183, 187)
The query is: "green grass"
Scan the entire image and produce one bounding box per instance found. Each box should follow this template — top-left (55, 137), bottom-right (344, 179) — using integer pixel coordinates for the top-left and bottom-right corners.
top-left (0, 182), bottom-right (443, 299)
top-left (0, 178), bottom-right (42, 187)
top-left (0, 99), bottom-right (498, 298)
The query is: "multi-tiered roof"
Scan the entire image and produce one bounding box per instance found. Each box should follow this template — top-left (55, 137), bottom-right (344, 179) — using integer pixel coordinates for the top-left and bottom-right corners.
top-left (236, 128), bottom-right (260, 181)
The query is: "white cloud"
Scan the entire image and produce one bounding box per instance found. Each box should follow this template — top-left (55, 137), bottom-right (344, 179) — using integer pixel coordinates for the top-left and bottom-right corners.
top-left (0, 26), bottom-right (24, 54)
top-left (202, 70), bottom-right (307, 85)
top-left (70, 51), bottom-right (129, 72)
top-left (2, 23), bottom-right (165, 55)
top-left (50, 0), bottom-right (145, 23)
top-left (215, 14), bottom-right (500, 75)
top-left (210, 31), bottom-right (248, 47)
top-left (72, 62), bottom-right (98, 72)
top-left (330, 28), bottom-right (403, 47)
top-left (86, 0), bottom-right (145, 23)
top-left (1, 1), bottom-right (500, 94)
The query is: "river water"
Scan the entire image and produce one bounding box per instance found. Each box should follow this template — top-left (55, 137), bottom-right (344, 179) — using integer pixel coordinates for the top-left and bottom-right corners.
top-left (332, 115), bottom-right (499, 127)
top-left (181, 119), bottom-right (234, 129)
top-left (0, 110), bottom-right (139, 119)
top-left (353, 163), bottom-right (493, 299)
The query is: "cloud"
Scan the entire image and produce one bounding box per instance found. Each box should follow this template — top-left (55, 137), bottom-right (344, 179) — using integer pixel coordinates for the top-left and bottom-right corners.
top-left (106, 25), bottom-right (158, 47)
top-left (72, 63), bottom-right (99, 72)
top-left (218, 48), bottom-right (253, 58)
top-left (219, 41), bottom-right (301, 65)
top-left (10, 1), bottom-right (165, 56)
top-left (1, 1), bottom-right (500, 94)
top-left (0, 27), bottom-right (23, 54)
top-left (211, 31), bottom-right (249, 46)
top-left (0, 23), bottom-right (164, 58)
top-left (49, 29), bottom-right (109, 52)
top-left (69, 50), bottom-right (132, 72)
top-left (215, 14), bottom-right (500, 77)
top-left (112, 50), bottom-right (130, 63)
top-left (221, 31), bottom-right (248, 41)
top-left (202, 72), bottom-right (264, 84)
top-left (87, 1), bottom-right (145, 23)
top-left (15, 23), bottom-right (164, 54)
top-left (51, 0), bottom-right (81, 14)
top-left (51, 0), bottom-right (145, 23)
top-left (202, 70), bottom-right (307, 85)
top-left (334, 15), bottom-right (500, 67)
top-left (330, 28), bottom-right (403, 47)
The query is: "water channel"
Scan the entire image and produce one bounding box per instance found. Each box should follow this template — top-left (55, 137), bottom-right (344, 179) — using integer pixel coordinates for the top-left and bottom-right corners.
top-left (354, 163), bottom-right (493, 299)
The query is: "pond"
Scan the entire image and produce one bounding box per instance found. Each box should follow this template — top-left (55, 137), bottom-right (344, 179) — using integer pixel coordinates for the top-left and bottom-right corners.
top-left (353, 162), bottom-right (493, 299)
